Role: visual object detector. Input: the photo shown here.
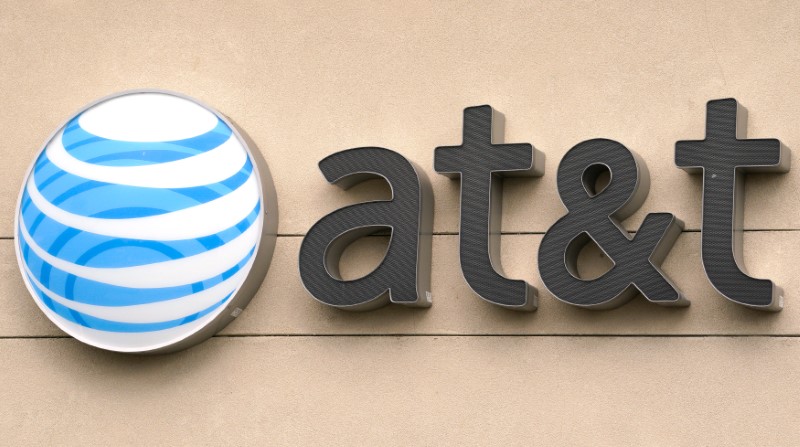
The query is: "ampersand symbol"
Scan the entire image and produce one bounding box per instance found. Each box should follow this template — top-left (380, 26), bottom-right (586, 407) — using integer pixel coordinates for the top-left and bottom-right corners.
top-left (538, 139), bottom-right (688, 309)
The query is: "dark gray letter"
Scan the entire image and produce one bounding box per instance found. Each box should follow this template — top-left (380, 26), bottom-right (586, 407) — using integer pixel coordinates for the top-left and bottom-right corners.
top-left (435, 105), bottom-right (544, 311)
top-left (299, 147), bottom-right (433, 310)
top-left (538, 139), bottom-right (687, 309)
top-left (676, 98), bottom-right (790, 311)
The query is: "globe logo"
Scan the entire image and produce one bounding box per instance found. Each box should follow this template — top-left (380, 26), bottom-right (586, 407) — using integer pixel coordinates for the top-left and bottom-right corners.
top-left (14, 90), bottom-right (277, 353)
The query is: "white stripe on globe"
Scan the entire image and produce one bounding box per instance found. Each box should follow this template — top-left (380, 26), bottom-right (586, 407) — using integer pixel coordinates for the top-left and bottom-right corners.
top-left (19, 217), bottom-right (260, 289)
top-left (25, 170), bottom-right (260, 240)
top-left (78, 92), bottom-right (220, 142)
top-left (46, 129), bottom-right (248, 188)
top-left (42, 304), bottom-right (225, 351)
top-left (14, 89), bottom-right (278, 353)
top-left (22, 257), bottom-right (253, 323)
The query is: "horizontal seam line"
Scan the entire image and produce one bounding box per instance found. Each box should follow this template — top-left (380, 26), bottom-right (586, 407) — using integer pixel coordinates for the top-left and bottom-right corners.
top-left (215, 333), bottom-right (800, 338)
top-left (5, 229), bottom-right (800, 239)
top-left (281, 228), bottom-right (800, 236)
top-left (278, 229), bottom-right (800, 236)
top-left (2, 334), bottom-right (800, 340)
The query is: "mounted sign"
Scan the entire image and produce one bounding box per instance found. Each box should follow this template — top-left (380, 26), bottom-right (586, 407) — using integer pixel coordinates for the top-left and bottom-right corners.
top-left (15, 94), bottom-right (790, 354)
top-left (300, 99), bottom-right (790, 313)
top-left (14, 90), bottom-right (278, 353)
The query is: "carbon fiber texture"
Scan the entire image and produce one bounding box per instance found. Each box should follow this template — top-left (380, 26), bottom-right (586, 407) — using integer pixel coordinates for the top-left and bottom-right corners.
top-left (435, 105), bottom-right (541, 309)
top-left (539, 139), bottom-right (684, 308)
top-left (299, 147), bottom-right (432, 309)
top-left (676, 98), bottom-right (787, 309)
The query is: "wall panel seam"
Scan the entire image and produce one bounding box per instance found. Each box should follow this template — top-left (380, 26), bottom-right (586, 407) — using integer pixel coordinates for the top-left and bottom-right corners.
top-left (3, 334), bottom-right (800, 340)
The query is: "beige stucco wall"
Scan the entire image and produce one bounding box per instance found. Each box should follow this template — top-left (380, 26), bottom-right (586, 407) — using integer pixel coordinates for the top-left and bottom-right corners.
top-left (2, 1), bottom-right (800, 445)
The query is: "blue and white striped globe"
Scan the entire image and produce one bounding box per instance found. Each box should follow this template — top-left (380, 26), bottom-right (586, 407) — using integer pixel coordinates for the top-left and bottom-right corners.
top-left (15, 91), bottom-right (273, 353)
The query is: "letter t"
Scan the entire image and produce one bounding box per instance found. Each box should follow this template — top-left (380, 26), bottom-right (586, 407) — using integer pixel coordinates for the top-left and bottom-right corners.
top-left (435, 105), bottom-right (544, 310)
top-left (676, 99), bottom-right (790, 311)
